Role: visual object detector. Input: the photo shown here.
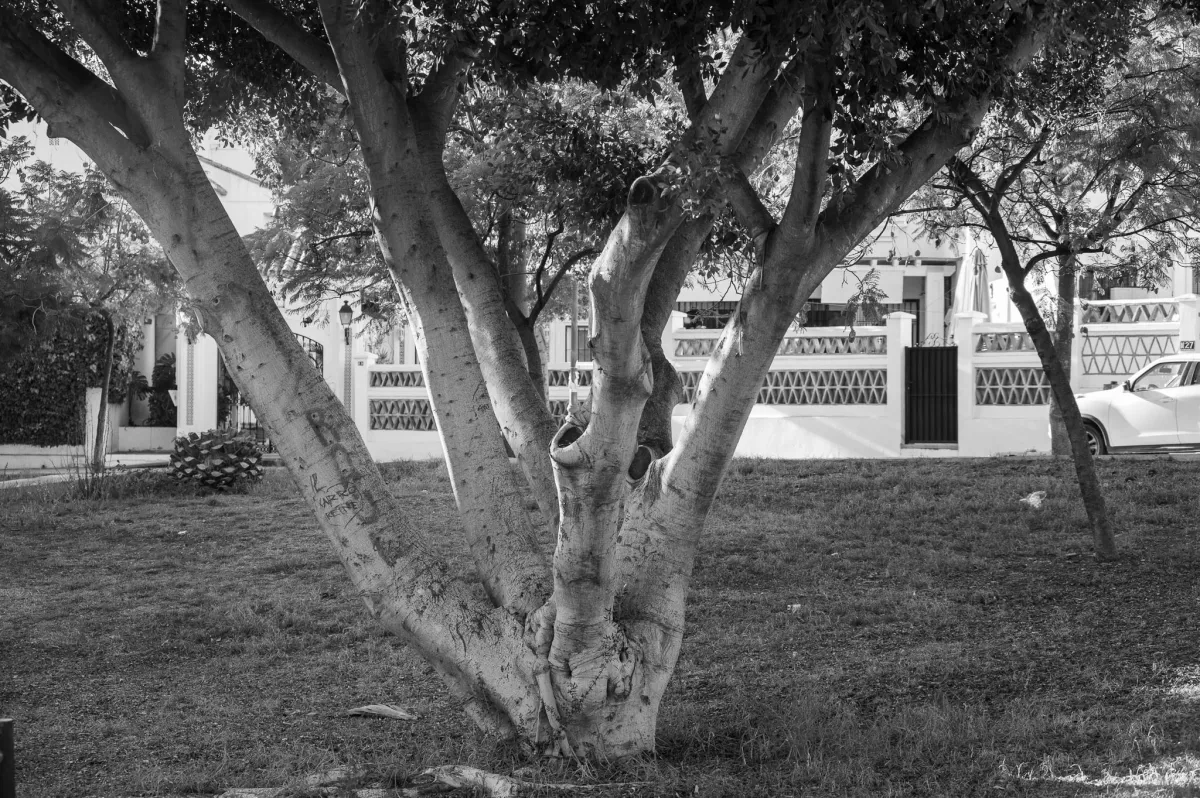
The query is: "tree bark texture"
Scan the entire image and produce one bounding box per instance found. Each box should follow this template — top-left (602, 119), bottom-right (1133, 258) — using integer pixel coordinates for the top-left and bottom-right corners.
top-left (1048, 256), bottom-right (1078, 456)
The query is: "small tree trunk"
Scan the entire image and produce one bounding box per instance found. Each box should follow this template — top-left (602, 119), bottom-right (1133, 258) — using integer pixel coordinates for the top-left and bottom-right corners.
top-left (514, 318), bottom-right (548, 402)
top-left (1048, 256), bottom-right (1077, 456)
top-left (91, 310), bottom-right (116, 473)
top-left (1004, 270), bottom-right (1117, 561)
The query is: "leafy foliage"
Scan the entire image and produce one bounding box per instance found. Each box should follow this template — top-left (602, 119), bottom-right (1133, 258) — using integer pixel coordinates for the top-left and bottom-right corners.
top-left (248, 80), bottom-right (679, 328)
top-left (914, 6), bottom-right (1200, 303)
top-left (0, 310), bottom-right (130, 446)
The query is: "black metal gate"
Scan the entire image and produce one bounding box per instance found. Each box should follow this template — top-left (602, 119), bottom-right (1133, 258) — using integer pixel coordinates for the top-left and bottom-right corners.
top-left (905, 346), bottom-right (957, 444)
top-left (217, 333), bottom-right (324, 452)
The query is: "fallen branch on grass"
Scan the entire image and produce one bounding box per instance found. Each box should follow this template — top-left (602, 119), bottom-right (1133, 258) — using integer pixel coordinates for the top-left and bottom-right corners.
top-left (346, 703), bottom-right (420, 720)
top-left (400, 765), bottom-right (650, 797)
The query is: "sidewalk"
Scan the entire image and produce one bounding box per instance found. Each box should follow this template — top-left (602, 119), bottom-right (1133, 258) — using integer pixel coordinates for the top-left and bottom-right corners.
top-left (0, 452), bottom-right (170, 490)
top-left (0, 451), bottom-right (283, 490)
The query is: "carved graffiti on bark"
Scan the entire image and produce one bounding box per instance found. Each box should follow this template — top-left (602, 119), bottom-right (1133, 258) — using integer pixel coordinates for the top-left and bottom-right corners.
top-left (305, 409), bottom-right (382, 528)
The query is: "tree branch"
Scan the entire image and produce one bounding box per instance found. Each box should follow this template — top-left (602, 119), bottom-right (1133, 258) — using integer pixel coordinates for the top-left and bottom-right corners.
top-left (413, 37), bottom-right (480, 150)
top-left (0, 13), bottom-right (151, 152)
top-left (152, 0), bottom-right (188, 102)
top-left (532, 217), bottom-right (563, 312)
top-left (778, 64), bottom-right (834, 241)
top-left (221, 0), bottom-right (343, 92)
top-left (690, 36), bottom-right (780, 158)
top-left (1022, 247), bottom-right (1070, 278)
top-left (990, 126), bottom-right (1049, 211)
top-left (529, 248), bottom-right (596, 324)
top-left (55, 0), bottom-right (143, 94)
top-left (675, 51), bottom-right (707, 121)
top-left (731, 56), bottom-right (808, 171)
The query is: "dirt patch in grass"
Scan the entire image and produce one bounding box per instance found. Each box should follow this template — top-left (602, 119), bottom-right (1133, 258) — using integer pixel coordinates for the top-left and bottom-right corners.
top-left (2, 457), bottom-right (1199, 796)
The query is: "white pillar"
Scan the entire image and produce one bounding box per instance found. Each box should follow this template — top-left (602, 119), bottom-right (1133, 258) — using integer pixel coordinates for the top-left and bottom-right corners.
top-left (955, 311), bottom-right (987, 456)
top-left (923, 266), bottom-right (946, 344)
top-left (1178, 294), bottom-right (1200, 354)
top-left (353, 353), bottom-right (378, 441)
top-left (176, 333), bottom-right (219, 436)
top-left (316, 299), bottom-right (346, 402)
top-left (548, 320), bottom-right (567, 369)
top-left (661, 311), bottom-right (685, 361)
top-left (886, 311), bottom-right (915, 451)
top-left (1070, 298), bottom-right (1086, 392)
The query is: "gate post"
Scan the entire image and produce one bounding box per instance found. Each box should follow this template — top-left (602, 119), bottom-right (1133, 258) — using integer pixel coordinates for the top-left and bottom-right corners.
top-left (1177, 294), bottom-right (1200, 353)
top-left (176, 332), bottom-right (219, 436)
top-left (1070, 298), bottom-right (1086, 392)
top-left (352, 353), bottom-right (377, 441)
top-left (0, 718), bottom-right (14, 798)
top-left (954, 312), bottom-right (986, 455)
top-left (886, 312), bottom-right (916, 453)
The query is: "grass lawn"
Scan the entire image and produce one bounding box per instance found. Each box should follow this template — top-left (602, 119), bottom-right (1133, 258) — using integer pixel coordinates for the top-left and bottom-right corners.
top-left (2, 456), bottom-right (1200, 797)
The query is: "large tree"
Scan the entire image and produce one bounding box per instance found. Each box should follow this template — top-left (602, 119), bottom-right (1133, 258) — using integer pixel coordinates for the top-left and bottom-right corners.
top-left (0, 0), bottom-right (1131, 757)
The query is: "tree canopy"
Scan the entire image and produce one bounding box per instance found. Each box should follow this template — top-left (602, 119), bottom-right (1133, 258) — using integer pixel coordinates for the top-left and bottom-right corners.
top-left (0, 135), bottom-right (174, 356)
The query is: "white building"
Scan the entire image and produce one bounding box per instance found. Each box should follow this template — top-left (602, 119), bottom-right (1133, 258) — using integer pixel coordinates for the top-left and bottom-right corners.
top-left (5, 126), bottom-right (1197, 465)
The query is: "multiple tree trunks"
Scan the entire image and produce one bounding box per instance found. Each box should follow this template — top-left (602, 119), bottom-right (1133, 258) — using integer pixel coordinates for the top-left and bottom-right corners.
top-left (0, 0), bottom-right (1066, 758)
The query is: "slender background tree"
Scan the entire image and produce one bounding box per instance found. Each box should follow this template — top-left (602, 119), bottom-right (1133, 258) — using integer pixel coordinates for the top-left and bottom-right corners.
top-left (912, 5), bottom-right (1200, 561)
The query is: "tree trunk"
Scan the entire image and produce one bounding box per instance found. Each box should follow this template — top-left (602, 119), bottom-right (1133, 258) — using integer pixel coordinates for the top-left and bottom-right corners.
top-left (535, 176), bottom-right (683, 757)
top-left (91, 309), bottom-right (116, 472)
top-left (74, 112), bottom-right (550, 739)
top-left (1004, 269), bottom-right (1117, 561)
top-left (496, 213), bottom-right (549, 400)
top-left (1048, 256), bottom-right (1077, 456)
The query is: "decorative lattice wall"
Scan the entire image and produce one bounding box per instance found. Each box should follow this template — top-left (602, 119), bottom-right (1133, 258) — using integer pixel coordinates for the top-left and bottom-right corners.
top-left (1082, 302), bottom-right (1178, 324)
top-left (678, 369), bottom-right (887, 405)
top-left (975, 368), bottom-right (1051, 405)
top-left (675, 338), bottom-right (716, 357)
top-left (370, 370), bottom-right (425, 388)
top-left (975, 332), bottom-right (1037, 353)
top-left (547, 369), bottom-right (593, 387)
top-left (675, 334), bottom-right (885, 358)
top-left (1081, 334), bottom-right (1177, 375)
top-left (369, 398), bottom-right (437, 430)
top-left (777, 335), bottom-right (887, 356)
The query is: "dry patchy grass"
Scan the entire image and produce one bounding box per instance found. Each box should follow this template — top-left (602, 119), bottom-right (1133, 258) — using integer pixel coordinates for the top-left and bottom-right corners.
top-left (1, 457), bottom-right (1199, 797)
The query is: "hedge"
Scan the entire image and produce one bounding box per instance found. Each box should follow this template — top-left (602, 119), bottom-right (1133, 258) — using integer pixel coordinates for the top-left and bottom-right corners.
top-left (0, 313), bottom-right (136, 447)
